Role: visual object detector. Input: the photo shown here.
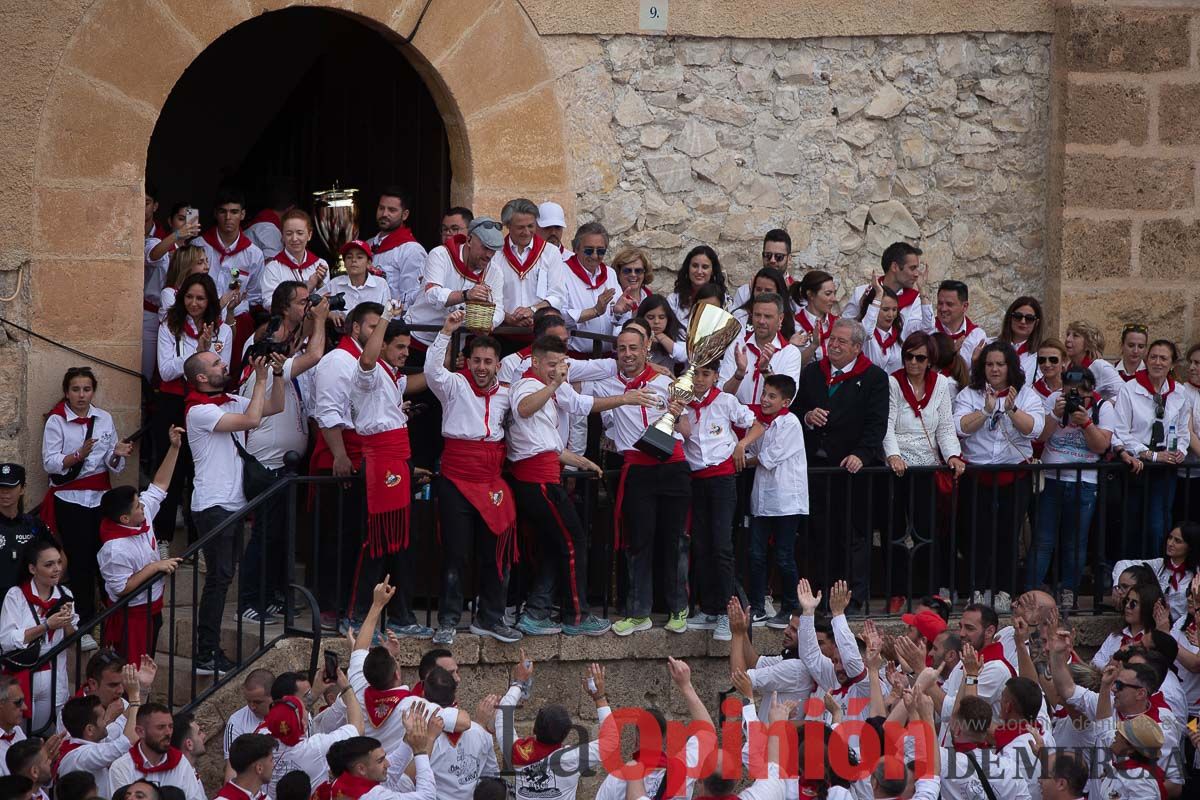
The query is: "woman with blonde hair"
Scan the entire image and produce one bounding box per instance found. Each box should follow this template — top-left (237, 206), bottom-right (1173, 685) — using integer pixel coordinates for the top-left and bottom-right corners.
top-left (158, 246), bottom-right (239, 328)
top-left (1064, 319), bottom-right (1123, 401)
top-left (609, 247), bottom-right (655, 328)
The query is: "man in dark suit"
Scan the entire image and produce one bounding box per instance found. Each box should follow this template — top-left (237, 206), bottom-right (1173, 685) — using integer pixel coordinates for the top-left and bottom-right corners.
top-left (792, 317), bottom-right (888, 608)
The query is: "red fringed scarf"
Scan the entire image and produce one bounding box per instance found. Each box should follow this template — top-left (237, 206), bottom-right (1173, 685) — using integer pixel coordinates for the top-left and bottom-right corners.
top-left (360, 428), bottom-right (412, 556)
top-left (441, 438), bottom-right (518, 577)
top-left (503, 235), bottom-right (547, 280)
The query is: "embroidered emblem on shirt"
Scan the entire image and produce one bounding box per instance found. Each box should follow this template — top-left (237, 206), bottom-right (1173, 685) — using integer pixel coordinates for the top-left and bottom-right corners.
top-left (708, 424), bottom-right (723, 436)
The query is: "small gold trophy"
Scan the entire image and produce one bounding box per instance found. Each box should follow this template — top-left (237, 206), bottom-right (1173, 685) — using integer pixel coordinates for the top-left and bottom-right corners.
top-left (634, 303), bottom-right (743, 460)
top-left (312, 183), bottom-right (359, 277)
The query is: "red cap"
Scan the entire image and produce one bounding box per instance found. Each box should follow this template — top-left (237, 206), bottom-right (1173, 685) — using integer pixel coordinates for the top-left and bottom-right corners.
top-left (901, 610), bottom-right (947, 643)
top-left (340, 240), bottom-right (373, 259)
top-left (260, 695), bottom-right (306, 746)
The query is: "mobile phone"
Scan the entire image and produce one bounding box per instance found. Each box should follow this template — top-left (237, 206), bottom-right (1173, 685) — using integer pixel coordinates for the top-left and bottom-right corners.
top-left (324, 651), bottom-right (338, 683)
top-left (185, 207), bottom-right (199, 227)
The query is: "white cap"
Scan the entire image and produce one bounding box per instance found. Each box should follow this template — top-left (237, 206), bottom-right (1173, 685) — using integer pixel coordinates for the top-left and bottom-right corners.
top-left (536, 202), bottom-right (566, 229)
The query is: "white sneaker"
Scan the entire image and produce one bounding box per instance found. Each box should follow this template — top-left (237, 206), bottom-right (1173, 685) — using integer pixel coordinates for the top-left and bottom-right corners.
top-left (712, 615), bottom-right (732, 642)
top-left (80, 634), bottom-right (99, 652)
top-left (993, 591), bottom-right (1012, 614)
top-left (197, 550), bottom-right (207, 574)
top-left (687, 611), bottom-right (718, 630)
top-left (763, 596), bottom-right (777, 618)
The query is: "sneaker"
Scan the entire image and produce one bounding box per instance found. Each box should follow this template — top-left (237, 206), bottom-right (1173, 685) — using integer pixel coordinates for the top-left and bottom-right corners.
top-left (766, 610), bottom-right (792, 629)
top-left (79, 633), bottom-right (98, 652)
top-left (887, 596), bottom-right (906, 614)
top-left (503, 605), bottom-right (519, 628)
top-left (750, 610), bottom-right (769, 627)
top-left (763, 596), bottom-right (777, 617)
top-left (971, 590), bottom-right (993, 607)
top-left (993, 591), bottom-right (1012, 614)
top-left (194, 651), bottom-right (237, 676)
top-left (241, 608), bottom-right (280, 625)
top-left (687, 611), bottom-right (718, 630)
top-left (319, 611), bottom-right (339, 632)
top-left (516, 615), bottom-right (562, 636)
top-left (713, 615), bottom-right (732, 641)
top-left (157, 540), bottom-right (171, 560)
top-left (612, 617), bottom-right (652, 636)
top-left (470, 621), bottom-right (523, 643)
top-left (432, 627), bottom-right (456, 645)
top-left (665, 610), bottom-right (688, 634)
top-left (1059, 588), bottom-right (1076, 610)
top-left (338, 617), bottom-right (363, 637)
top-left (563, 615), bottom-right (612, 636)
top-left (387, 622), bottom-right (433, 639)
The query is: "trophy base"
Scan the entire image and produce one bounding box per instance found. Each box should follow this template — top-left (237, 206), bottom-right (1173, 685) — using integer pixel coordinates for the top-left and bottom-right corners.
top-left (633, 425), bottom-right (678, 462)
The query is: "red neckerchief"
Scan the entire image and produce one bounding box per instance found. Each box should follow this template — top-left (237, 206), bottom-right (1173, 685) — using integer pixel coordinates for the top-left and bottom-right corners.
top-left (458, 370), bottom-right (500, 437)
top-left (510, 737), bottom-right (563, 766)
top-left (565, 254), bottom-right (608, 290)
top-left (1012, 340), bottom-right (1029, 357)
top-left (20, 581), bottom-right (56, 616)
top-left (47, 401), bottom-right (90, 425)
top-left (688, 386), bottom-right (722, 422)
top-left (410, 681), bottom-right (424, 698)
top-left (1032, 378), bottom-right (1056, 398)
top-left (1112, 756), bottom-right (1167, 800)
top-left (246, 209), bottom-right (281, 232)
top-left (151, 221), bottom-right (172, 240)
top-left (796, 309), bottom-right (836, 346)
top-left (875, 327), bottom-right (900, 352)
top-left (201, 229), bottom-right (254, 264)
top-left (1119, 628), bottom-right (1145, 648)
top-left (363, 686), bottom-right (415, 727)
top-left (829, 669), bottom-right (867, 697)
top-left (374, 226), bottom-right (417, 255)
top-left (745, 332), bottom-right (787, 375)
top-left (1166, 559), bottom-right (1190, 590)
top-left (935, 316), bottom-right (978, 342)
top-left (520, 367), bottom-right (547, 386)
top-left (503, 235), bottom-right (547, 279)
top-left (619, 364), bottom-right (659, 426)
top-left (129, 743), bottom-right (185, 774)
top-left (979, 641), bottom-right (1016, 676)
top-left (1135, 370), bottom-right (1176, 403)
top-left (99, 517), bottom-right (151, 544)
top-left (517, 345), bottom-right (533, 359)
top-left (329, 774), bottom-right (377, 800)
top-left (993, 721), bottom-right (1037, 750)
top-left (891, 369), bottom-right (938, 417)
top-left (952, 740), bottom-right (987, 753)
top-left (179, 320), bottom-right (201, 341)
top-left (444, 234), bottom-right (486, 283)
top-left (820, 354), bottom-right (872, 387)
top-left (895, 286), bottom-right (919, 309)
top-left (276, 250), bottom-right (320, 275)
top-left (0, 729), bottom-right (17, 743)
top-left (185, 390), bottom-right (234, 413)
top-left (753, 405), bottom-right (784, 425)
top-left (215, 782), bottom-right (265, 800)
top-left (337, 334), bottom-right (364, 359)
top-left (377, 357), bottom-right (404, 388)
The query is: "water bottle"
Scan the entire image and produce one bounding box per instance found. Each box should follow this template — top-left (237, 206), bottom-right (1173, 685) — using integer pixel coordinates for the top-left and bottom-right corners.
top-left (1169, 424), bottom-right (1178, 453)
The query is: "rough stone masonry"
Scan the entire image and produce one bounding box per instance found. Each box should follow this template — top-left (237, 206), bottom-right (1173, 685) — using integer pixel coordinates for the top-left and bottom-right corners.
top-left (549, 32), bottom-right (1051, 333)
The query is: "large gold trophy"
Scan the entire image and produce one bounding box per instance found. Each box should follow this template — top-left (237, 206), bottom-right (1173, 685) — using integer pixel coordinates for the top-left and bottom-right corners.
top-left (312, 183), bottom-right (359, 276)
top-left (634, 303), bottom-right (743, 460)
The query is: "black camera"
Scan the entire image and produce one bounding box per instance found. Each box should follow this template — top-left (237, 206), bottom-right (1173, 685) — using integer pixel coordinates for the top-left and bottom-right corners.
top-left (1061, 388), bottom-right (1084, 427)
top-left (245, 316), bottom-right (291, 361)
top-left (325, 292), bottom-right (347, 312)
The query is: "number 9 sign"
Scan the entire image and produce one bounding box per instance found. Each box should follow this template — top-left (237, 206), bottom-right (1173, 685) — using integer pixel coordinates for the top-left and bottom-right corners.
top-left (639, 0), bottom-right (668, 31)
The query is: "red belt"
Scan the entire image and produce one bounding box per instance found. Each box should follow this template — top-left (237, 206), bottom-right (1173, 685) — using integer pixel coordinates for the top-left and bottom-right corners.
top-left (613, 444), bottom-right (685, 550)
top-left (40, 471), bottom-right (112, 534)
top-left (441, 438), bottom-right (519, 575)
top-left (509, 451), bottom-right (561, 484)
top-left (692, 457), bottom-right (735, 479)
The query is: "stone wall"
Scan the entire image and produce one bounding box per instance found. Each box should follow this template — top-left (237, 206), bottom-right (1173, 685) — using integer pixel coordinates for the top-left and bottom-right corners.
top-left (1054, 2), bottom-right (1200, 349)
top-left (550, 32), bottom-right (1051, 333)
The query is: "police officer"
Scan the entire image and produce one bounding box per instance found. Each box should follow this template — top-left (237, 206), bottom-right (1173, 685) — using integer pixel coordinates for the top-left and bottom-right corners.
top-left (0, 465), bottom-right (53, 598)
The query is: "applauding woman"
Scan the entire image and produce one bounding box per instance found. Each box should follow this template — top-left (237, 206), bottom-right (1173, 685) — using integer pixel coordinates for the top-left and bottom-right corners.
top-left (39, 367), bottom-right (130, 648)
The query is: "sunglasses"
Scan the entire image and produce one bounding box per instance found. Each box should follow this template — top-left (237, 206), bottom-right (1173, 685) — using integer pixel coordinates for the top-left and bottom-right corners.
top-left (1112, 680), bottom-right (1142, 692)
top-left (1037, 355), bottom-right (1060, 365)
top-left (1010, 312), bottom-right (1039, 323)
top-left (903, 353), bottom-right (929, 363)
top-left (1123, 324), bottom-right (1148, 335)
top-left (619, 266), bottom-right (645, 275)
top-left (471, 220), bottom-right (502, 232)
top-left (762, 252), bottom-right (788, 263)
top-left (582, 247), bottom-right (607, 257)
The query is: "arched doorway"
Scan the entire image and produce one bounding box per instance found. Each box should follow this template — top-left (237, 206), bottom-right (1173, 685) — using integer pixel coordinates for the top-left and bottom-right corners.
top-left (146, 7), bottom-right (451, 249)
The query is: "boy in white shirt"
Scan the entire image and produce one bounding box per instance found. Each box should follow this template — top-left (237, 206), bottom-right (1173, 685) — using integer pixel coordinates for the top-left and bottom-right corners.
top-left (744, 376), bottom-right (808, 628)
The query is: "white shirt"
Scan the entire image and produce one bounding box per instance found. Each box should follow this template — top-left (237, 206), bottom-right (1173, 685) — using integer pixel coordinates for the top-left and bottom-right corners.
top-left (490, 238), bottom-right (567, 314)
top-left (259, 252), bottom-right (328, 303)
top-left (842, 283), bottom-right (929, 325)
top-left (0, 580), bottom-right (78, 681)
top-left (241, 357), bottom-right (308, 469)
top-left (796, 615), bottom-right (869, 718)
top-left (187, 395), bottom-right (253, 512)
top-left (940, 747), bottom-right (1031, 800)
top-left (495, 685), bottom-right (607, 800)
top-left (223, 704), bottom-right (266, 761)
top-left (41, 405), bottom-right (126, 507)
top-left (351, 362), bottom-right (409, 437)
top-left (928, 317), bottom-right (988, 371)
top-left (953, 385), bottom-right (1045, 464)
top-left (324, 273), bottom-right (390, 315)
top-left (157, 322), bottom-right (234, 384)
top-left (561, 261), bottom-right (618, 354)
top-left (883, 374), bottom-right (961, 466)
top-left (1087, 357), bottom-right (1125, 402)
top-left (157, 287), bottom-right (177, 323)
top-left (1041, 390), bottom-right (1117, 483)
top-left (0, 725), bottom-right (26, 775)
top-left (1171, 614), bottom-right (1200, 717)
top-left (718, 332), bottom-right (802, 407)
top-left (191, 232), bottom-right (266, 314)
top-left (594, 369), bottom-right (674, 453)
top-left (144, 237), bottom-right (171, 311)
top-left (424, 333), bottom-right (508, 441)
top-left (108, 744), bottom-right (206, 800)
top-left (369, 232), bottom-right (427, 308)
top-left (312, 344), bottom-right (360, 432)
top-left (245, 217), bottom-right (283, 261)
top-left (751, 413), bottom-right (808, 516)
top-left (508, 377), bottom-right (594, 462)
top-left (747, 654), bottom-right (817, 722)
top-left (98, 483), bottom-right (166, 605)
top-left (367, 754), bottom-right (437, 800)
top-left (267, 724), bottom-right (359, 798)
top-left (426, 724), bottom-right (498, 800)
top-left (682, 390), bottom-right (755, 471)
top-left (1113, 375), bottom-right (1191, 456)
top-left (58, 734), bottom-right (132, 799)
top-left (407, 243), bottom-right (504, 345)
top-left (593, 738), bottom-right (702, 800)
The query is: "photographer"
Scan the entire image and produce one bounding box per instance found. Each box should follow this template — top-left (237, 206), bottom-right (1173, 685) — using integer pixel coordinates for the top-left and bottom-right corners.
top-left (236, 283), bottom-right (329, 624)
top-left (1027, 366), bottom-right (1115, 604)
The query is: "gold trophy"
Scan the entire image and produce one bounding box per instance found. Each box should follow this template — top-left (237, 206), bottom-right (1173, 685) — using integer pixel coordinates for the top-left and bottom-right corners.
top-left (312, 183), bottom-right (359, 276)
top-left (634, 303), bottom-right (743, 460)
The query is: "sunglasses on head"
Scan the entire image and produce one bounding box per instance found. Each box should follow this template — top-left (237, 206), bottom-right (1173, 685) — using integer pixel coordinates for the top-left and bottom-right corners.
top-left (1010, 312), bottom-right (1039, 323)
top-left (1123, 324), bottom-right (1148, 335)
top-left (1037, 355), bottom-right (1060, 364)
top-left (471, 220), bottom-right (502, 232)
top-left (582, 247), bottom-right (607, 257)
top-left (762, 252), bottom-right (788, 263)
top-left (903, 352), bottom-right (928, 363)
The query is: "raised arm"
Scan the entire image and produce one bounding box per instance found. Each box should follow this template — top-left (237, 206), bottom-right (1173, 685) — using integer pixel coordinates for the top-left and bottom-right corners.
top-left (212, 356), bottom-right (270, 433)
top-left (360, 300), bottom-right (403, 372)
top-left (291, 296), bottom-right (330, 377)
top-left (667, 658), bottom-right (712, 727)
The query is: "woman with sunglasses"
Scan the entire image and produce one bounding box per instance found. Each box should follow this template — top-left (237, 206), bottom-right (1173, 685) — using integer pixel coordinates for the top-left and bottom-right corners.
top-left (1114, 339), bottom-right (1190, 556)
top-left (667, 246), bottom-right (729, 338)
top-left (1118, 324), bottom-right (1150, 382)
top-left (732, 267), bottom-right (797, 338)
top-left (608, 247), bottom-right (655, 329)
top-left (1029, 338), bottom-right (1069, 459)
top-left (953, 341), bottom-right (1043, 612)
top-left (999, 296), bottom-right (1044, 384)
top-left (1064, 319), bottom-right (1123, 401)
top-left (1113, 522), bottom-right (1200, 621)
top-left (1090, 579), bottom-right (1165, 668)
top-left (882, 332), bottom-right (965, 608)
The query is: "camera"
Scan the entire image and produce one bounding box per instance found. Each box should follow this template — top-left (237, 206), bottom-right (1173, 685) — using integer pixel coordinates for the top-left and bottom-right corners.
top-left (245, 316), bottom-right (291, 361)
top-left (1061, 388), bottom-right (1084, 427)
top-left (326, 292), bottom-right (347, 312)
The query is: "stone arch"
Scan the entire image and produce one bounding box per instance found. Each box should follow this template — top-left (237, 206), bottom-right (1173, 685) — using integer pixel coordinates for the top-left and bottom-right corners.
top-left (24, 0), bottom-right (569, 482)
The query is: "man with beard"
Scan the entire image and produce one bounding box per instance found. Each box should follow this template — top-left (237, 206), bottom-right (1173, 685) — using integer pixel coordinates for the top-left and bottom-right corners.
top-left (535, 202), bottom-right (570, 260)
top-left (726, 598), bottom-right (815, 722)
top-left (841, 241), bottom-right (926, 324)
top-left (426, 311), bottom-right (519, 644)
top-left (369, 187), bottom-right (427, 308)
top-left (182, 352), bottom-right (284, 674)
top-left (107, 704), bottom-right (204, 800)
top-left (491, 198), bottom-right (565, 329)
top-left (328, 719), bottom-right (438, 800)
top-left (796, 580), bottom-right (870, 720)
top-left (56, 666), bottom-right (141, 800)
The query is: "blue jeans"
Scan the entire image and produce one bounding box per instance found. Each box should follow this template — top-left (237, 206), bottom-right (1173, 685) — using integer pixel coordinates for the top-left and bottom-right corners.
top-left (748, 514), bottom-right (802, 614)
top-left (1026, 478), bottom-right (1097, 591)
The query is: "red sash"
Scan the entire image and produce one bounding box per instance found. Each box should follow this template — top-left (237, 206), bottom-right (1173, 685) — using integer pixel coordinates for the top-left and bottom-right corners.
top-left (935, 316), bottom-right (978, 342)
top-left (688, 388), bottom-right (736, 478)
top-left (363, 686), bottom-right (415, 727)
top-left (310, 338), bottom-right (366, 472)
top-left (329, 774), bottom-right (378, 800)
top-left (510, 451), bottom-right (562, 484)
top-left (1113, 757), bottom-right (1167, 800)
top-left (444, 235), bottom-right (485, 283)
top-left (39, 471), bottom-right (111, 533)
top-left (613, 445), bottom-right (685, 552)
top-left (246, 209), bottom-right (282, 232)
top-left (201, 229), bottom-right (254, 265)
top-left (441, 439), bottom-right (518, 576)
top-left (102, 598), bottom-right (164, 666)
top-left (503, 235), bottom-right (547, 280)
top-left (821, 354), bottom-right (873, 387)
top-left (129, 743), bottom-right (185, 774)
top-left (979, 641), bottom-right (1016, 677)
top-left (275, 250), bottom-right (321, 275)
top-left (891, 369), bottom-right (938, 417)
top-left (360, 428), bottom-right (412, 555)
top-left (373, 226), bottom-right (417, 256)
top-left (565, 255), bottom-right (608, 289)
top-left (510, 737), bottom-right (563, 766)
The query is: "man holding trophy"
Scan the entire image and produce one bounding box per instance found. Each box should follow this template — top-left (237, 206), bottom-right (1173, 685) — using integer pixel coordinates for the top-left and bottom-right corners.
top-left (596, 304), bottom-right (742, 637)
